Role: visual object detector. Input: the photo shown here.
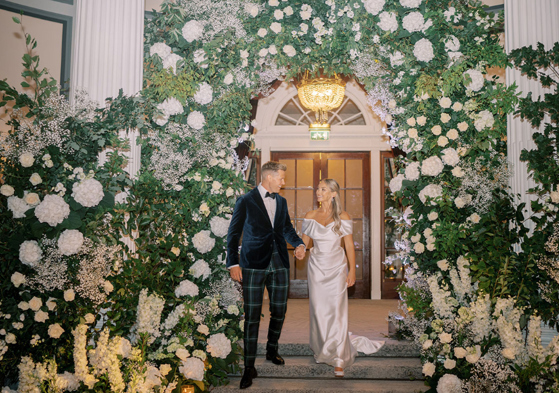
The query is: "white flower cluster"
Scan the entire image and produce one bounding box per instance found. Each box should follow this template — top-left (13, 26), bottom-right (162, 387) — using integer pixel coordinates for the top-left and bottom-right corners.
top-left (72, 178), bottom-right (104, 208)
top-left (190, 259), bottom-right (211, 280)
top-left (363, 0), bottom-right (385, 15)
top-left (136, 288), bottom-right (165, 344)
top-left (182, 20), bottom-right (204, 42)
top-left (437, 374), bottom-right (463, 393)
top-left (493, 298), bottom-right (526, 364)
top-left (192, 230), bottom-right (215, 254)
top-left (156, 97), bottom-right (184, 126)
top-left (402, 12), bottom-right (429, 33)
top-left (7, 196), bottom-right (31, 218)
top-left (175, 279), bottom-right (200, 298)
top-left (193, 82), bottom-right (213, 105)
top-left (472, 110), bottom-right (495, 132)
top-left (19, 240), bottom-right (42, 267)
top-left (187, 111), bottom-right (206, 130)
top-left (35, 195), bottom-right (71, 226)
top-left (179, 357), bottom-right (205, 381)
top-left (206, 333), bottom-right (232, 359)
top-left (149, 42), bottom-right (183, 74)
top-left (57, 229), bottom-right (85, 255)
top-left (378, 11), bottom-right (398, 32)
top-left (441, 148), bottom-right (460, 167)
top-left (419, 184), bottom-right (443, 205)
top-left (210, 215), bottom-right (231, 237)
top-left (400, 0), bottom-right (421, 8)
top-left (414, 38), bottom-right (434, 62)
top-left (389, 174), bottom-right (405, 193)
top-left (405, 161), bottom-right (420, 181)
top-left (421, 156), bottom-right (444, 177)
top-left (161, 304), bottom-right (186, 333)
top-left (427, 275), bottom-right (455, 318)
top-left (464, 69), bottom-right (485, 92)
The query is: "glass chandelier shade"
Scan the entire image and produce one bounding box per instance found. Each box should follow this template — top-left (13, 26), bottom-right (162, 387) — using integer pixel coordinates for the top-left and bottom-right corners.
top-left (295, 72), bottom-right (347, 126)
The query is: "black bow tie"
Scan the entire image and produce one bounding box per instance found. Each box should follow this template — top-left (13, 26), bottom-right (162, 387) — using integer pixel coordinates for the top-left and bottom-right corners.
top-left (265, 192), bottom-right (277, 199)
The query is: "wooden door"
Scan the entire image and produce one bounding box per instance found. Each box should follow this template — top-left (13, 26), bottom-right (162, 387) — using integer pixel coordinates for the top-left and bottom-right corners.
top-left (271, 152), bottom-right (371, 299)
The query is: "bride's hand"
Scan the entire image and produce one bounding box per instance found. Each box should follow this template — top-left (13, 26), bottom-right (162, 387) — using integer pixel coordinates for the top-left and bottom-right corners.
top-left (347, 269), bottom-right (356, 287)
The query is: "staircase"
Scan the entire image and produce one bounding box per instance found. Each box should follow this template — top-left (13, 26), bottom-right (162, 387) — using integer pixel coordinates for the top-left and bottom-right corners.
top-left (213, 340), bottom-right (427, 393)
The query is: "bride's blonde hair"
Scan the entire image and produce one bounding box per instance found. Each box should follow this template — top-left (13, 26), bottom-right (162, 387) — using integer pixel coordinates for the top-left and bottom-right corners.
top-left (321, 178), bottom-right (343, 236)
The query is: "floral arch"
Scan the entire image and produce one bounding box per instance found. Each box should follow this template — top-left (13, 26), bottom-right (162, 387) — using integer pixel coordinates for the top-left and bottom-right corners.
top-left (1, 0), bottom-right (559, 392)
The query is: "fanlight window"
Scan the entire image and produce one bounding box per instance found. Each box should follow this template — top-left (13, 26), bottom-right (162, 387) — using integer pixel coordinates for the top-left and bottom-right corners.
top-left (275, 94), bottom-right (366, 126)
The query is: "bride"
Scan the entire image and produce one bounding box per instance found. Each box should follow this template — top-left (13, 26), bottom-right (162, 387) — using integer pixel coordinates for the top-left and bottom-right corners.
top-left (301, 178), bottom-right (383, 377)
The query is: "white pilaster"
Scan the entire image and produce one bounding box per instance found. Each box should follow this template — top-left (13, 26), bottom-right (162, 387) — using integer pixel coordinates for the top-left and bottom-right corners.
top-left (505, 0), bottom-right (559, 232)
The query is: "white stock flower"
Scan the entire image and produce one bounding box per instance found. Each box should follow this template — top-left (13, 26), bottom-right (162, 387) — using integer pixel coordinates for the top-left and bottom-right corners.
top-left (190, 259), bottom-right (211, 280)
top-left (389, 174), bottom-right (405, 193)
top-left (48, 323), bottom-right (64, 339)
top-left (1, 184), bottom-right (14, 196)
top-left (441, 148), bottom-right (460, 166)
top-left (187, 111), bottom-right (206, 130)
top-left (210, 216), bottom-right (231, 237)
top-left (405, 162), bottom-right (420, 181)
top-left (194, 82), bottom-right (213, 105)
top-left (402, 12), bottom-right (425, 33)
top-left (57, 229), bottom-right (84, 255)
top-left (421, 156), bottom-right (444, 177)
top-left (400, 0), bottom-right (421, 7)
top-left (414, 38), bottom-right (434, 62)
top-left (378, 12), bottom-right (398, 33)
top-left (422, 362), bottom-right (435, 376)
top-left (162, 53), bottom-right (183, 74)
top-left (150, 42), bottom-right (172, 59)
top-left (175, 279), bottom-right (199, 297)
top-left (19, 240), bottom-right (42, 267)
top-left (179, 357), bottom-right (204, 381)
top-left (437, 374), bottom-right (462, 392)
top-left (29, 173), bottom-right (42, 186)
top-left (8, 196), bottom-right (30, 218)
top-left (464, 69), bottom-right (484, 92)
top-left (283, 45), bottom-right (296, 57)
top-left (182, 20), bottom-right (204, 42)
top-left (192, 230), bottom-right (215, 254)
top-left (72, 178), bottom-right (104, 208)
top-left (271, 22), bottom-right (282, 34)
top-left (363, 0), bottom-right (385, 15)
top-left (20, 153), bottom-right (35, 167)
top-left (419, 184), bottom-right (443, 205)
top-left (207, 333), bottom-right (232, 359)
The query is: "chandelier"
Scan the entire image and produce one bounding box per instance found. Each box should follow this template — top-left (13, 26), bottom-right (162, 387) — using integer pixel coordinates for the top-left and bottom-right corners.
top-left (295, 72), bottom-right (347, 140)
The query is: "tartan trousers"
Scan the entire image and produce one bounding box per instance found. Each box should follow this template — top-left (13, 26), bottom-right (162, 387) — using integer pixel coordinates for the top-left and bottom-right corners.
top-left (241, 250), bottom-right (289, 368)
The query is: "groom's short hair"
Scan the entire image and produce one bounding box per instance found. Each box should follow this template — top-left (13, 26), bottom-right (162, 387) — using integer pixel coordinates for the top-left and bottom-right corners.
top-left (261, 161), bottom-right (287, 179)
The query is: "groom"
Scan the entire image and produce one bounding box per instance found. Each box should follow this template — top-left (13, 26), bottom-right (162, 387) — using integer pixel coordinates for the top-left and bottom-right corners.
top-left (227, 161), bottom-right (305, 389)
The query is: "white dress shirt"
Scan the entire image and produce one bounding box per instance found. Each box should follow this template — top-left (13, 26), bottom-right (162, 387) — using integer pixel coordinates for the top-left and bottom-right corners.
top-left (258, 183), bottom-right (277, 227)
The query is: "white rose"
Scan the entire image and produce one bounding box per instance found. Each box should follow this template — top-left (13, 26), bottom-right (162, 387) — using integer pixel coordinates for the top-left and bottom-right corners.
top-left (451, 167), bottom-right (465, 177)
top-left (468, 213), bottom-right (481, 223)
top-left (23, 193), bottom-right (40, 206)
top-left (439, 97), bottom-right (452, 108)
top-left (103, 280), bottom-right (114, 294)
top-left (502, 347), bottom-right (515, 360)
top-left (64, 289), bottom-right (75, 302)
top-left (259, 48), bottom-right (268, 57)
top-left (465, 345), bottom-right (481, 363)
top-left (224, 73), bottom-right (234, 85)
top-left (84, 313), bottom-right (96, 324)
top-left (1, 184), bottom-right (15, 196)
top-left (29, 173), bottom-right (42, 186)
top-left (57, 229), bottom-right (84, 256)
top-left (414, 242), bottom-right (425, 254)
top-left (176, 348), bottom-right (190, 361)
top-left (29, 297), bottom-right (43, 311)
top-left (407, 118), bottom-right (416, 127)
top-left (274, 9), bottom-right (284, 20)
top-left (257, 28), bottom-right (267, 38)
top-left (19, 240), bottom-right (42, 267)
top-left (388, 99), bottom-right (397, 109)
top-left (422, 339), bottom-right (433, 349)
top-left (422, 362), bottom-right (436, 376)
top-left (458, 122), bottom-right (469, 132)
top-left (417, 116), bottom-right (427, 126)
top-left (20, 153), bottom-right (35, 167)
top-left (11, 272), bottom-right (26, 287)
top-left (441, 113), bottom-right (451, 123)
top-left (437, 136), bottom-right (449, 147)
top-left (48, 323), bottom-right (64, 339)
top-left (181, 20), bottom-right (204, 43)
top-left (439, 332), bottom-right (452, 344)
top-left (35, 310), bottom-right (49, 323)
top-left (269, 45), bottom-right (278, 55)
top-left (270, 22), bottom-right (282, 34)
top-left (408, 128), bottom-right (418, 138)
top-left (269, 0), bottom-right (279, 5)
top-left (431, 125), bottom-right (442, 135)
top-left (197, 324), bottom-right (210, 335)
top-left (550, 190), bottom-right (559, 203)
top-left (5, 333), bottom-right (16, 344)
top-left (246, 4), bottom-right (259, 17)
top-left (446, 129), bottom-right (459, 140)
top-left (18, 301), bottom-right (30, 311)
top-left (452, 102), bottom-right (463, 111)
top-left (428, 211), bottom-right (439, 221)
top-left (283, 45), bottom-right (296, 57)
top-left (454, 347), bottom-right (467, 358)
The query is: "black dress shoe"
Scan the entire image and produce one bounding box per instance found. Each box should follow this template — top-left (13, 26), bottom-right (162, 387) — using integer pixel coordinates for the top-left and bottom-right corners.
top-left (240, 366), bottom-right (257, 389)
top-left (266, 351), bottom-right (285, 365)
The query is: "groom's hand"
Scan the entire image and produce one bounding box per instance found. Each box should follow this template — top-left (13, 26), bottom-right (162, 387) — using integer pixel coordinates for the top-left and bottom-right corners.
top-left (229, 266), bottom-right (243, 282)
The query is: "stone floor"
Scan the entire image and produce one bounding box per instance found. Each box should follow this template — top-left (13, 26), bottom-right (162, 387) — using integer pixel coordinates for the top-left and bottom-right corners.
top-left (257, 298), bottom-right (401, 344)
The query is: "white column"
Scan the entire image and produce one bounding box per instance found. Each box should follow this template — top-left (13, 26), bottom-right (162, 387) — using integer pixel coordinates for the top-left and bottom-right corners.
top-left (505, 0), bottom-right (559, 232)
top-left (70, 0), bottom-right (144, 179)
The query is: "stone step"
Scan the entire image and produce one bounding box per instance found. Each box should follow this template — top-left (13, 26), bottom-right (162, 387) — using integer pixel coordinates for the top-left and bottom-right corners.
top-left (256, 339), bottom-right (420, 358)
top-left (234, 356), bottom-right (424, 380)
top-left (214, 378), bottom-right (428, 392)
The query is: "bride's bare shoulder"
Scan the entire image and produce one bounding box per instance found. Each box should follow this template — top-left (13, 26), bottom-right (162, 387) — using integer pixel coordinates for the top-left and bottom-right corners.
top-left (304, 210), bottom-right (319, 219)
top-left (340, 211), bottom-right (351, 220)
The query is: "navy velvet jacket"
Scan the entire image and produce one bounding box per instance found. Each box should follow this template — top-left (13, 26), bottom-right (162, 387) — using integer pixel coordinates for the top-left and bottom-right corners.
top-left (226, 187), bottom-right (304, 269)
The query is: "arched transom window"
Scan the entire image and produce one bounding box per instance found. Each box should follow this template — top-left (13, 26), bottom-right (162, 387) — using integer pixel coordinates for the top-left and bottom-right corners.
top-left (275, 94), bottom-right (366, 126)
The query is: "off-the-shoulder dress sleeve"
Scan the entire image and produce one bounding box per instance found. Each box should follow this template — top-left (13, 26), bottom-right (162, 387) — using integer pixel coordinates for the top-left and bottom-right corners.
top-left (302, 218), bottom-right (313, 236)
top-left (340, 220), bottom-right (353, 236)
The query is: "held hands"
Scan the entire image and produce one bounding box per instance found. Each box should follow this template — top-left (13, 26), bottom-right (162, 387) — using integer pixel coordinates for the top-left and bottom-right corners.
top-left (294, 245), bottom-right (306, 260)
top-left (347, 269), bottom-right (356, 287)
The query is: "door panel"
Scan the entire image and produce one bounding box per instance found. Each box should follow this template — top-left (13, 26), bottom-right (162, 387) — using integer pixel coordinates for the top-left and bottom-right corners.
top-left (272, 151), bottom-right (371, 299)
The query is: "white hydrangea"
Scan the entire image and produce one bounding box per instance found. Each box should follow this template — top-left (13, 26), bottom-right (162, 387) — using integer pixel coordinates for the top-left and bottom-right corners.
top-left (210, 216), bottom-right (231, 238)
top-left (464, 69), bottom-right (484, 92)
top-left (400, 0), bottom-right (421, 8)
top-left (58, 229), bottom-right (84, 256)
top-left (7, 196), bottom-right (30, 218)
top-left (190, 259), bottom-right (211, 280)
top-left (444, 35), bottom-right (460, 52)
top-left (162, 53), bottom-right (183, 74)
top-left (405, 162), bottom-right (420, 181)
top-left (363, 0), bottom-right (385, 15)
top-left (182, 20), bottom-right (204, 42)
top-left (72, 178), bottom-right (104, 208)
top-left (378, 12), bottom-right (398, 33)
top-left (224, 73), bottom-right (234, 85)
top-left (402, 12), bottom-right (425, 33)
top-left (206, 333), bottom-right (232, 359)
top-left (413, 38), bottom-right (434, 62)
top-left (419, 184), bottom-right (443, 205)
top-left (150, 42), bottom-right (172, 59)
top-left (389, 51), bottom-right (405, 67)
top-left (19, 240), bottom-right (42, 267)
top-left (194, 82), bottom-right (213, 105)
top-left (389, 174), bottom-right (405, 193)
top-left (441, 148), bottom-right (460, 166)
top-left (179, 357), bottom-right (204, 381)
top-left (283, 45), bottom-right (296, 57)
top-left (35, 195), bottom-right (70, 226)
top-left (421, 156), bottom-right (444, 176)
top-left (158, 97), bottom-right (184, 117)
top-left (175, 279), bottom-right (199, 298)
top-left (473, 110), bottom-right (495, 131)
top-left (437, 374), bottom-right (462, 393)
top-left (192, 230), bottom-right (215, 254)
top-left (187, 111), bottom-right (206, 130)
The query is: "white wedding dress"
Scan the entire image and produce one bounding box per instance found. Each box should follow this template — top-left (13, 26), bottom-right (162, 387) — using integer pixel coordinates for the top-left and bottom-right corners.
top-left (302, 218), bottom-right (385, 369)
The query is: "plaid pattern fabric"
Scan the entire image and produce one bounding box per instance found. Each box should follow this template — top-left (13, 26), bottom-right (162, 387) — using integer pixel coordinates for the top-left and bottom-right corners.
top-left (242, 251), bottom-right (289, 367)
